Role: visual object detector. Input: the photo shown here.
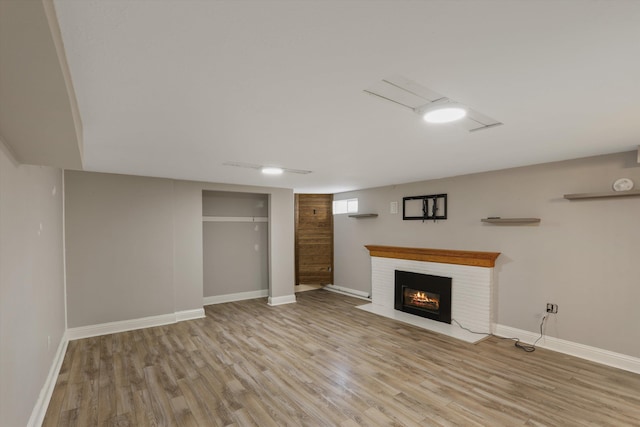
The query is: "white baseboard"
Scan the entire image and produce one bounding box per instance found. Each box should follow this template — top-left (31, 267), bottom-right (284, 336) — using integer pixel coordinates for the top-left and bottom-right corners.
top-left (324, 284), bottom-right (371, 300)
top-left (176, 308), bottom-right (205, 321)
top-left (27, 333), bottom-right (68, 427)
top-left (268, 294), bottom-right (297, 306)
top-left (67, 313), bottom-right (176, 340)
top-left (203, 289), bottom-right (268, 306)
top-left (494, 324), bottom-right (640, 374)
top-left (67, 309), bottom-right (204, 341)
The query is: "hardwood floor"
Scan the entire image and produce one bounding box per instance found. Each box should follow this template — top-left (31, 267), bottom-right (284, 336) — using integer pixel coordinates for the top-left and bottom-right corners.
top-left (295, 284), bottom-right (323, 293)
top-left (43, 290), bottom-right (640, 426)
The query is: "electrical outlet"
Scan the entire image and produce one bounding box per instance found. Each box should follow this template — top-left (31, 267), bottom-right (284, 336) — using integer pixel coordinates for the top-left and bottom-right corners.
top-left (546, 303), bottom-right (558, 314)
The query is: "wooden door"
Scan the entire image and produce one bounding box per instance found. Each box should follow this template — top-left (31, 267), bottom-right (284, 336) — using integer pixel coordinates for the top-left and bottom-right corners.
top-left (295, 194), bottom-right (333, 285)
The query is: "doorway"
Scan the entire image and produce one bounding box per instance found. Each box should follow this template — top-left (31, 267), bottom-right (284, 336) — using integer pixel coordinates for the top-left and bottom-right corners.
top-left (295, 194), bottom-right (333, 286)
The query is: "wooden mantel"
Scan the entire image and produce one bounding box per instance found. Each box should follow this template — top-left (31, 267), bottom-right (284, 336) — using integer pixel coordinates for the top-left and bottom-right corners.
top-left (364, 245), bottom-right (500, 268)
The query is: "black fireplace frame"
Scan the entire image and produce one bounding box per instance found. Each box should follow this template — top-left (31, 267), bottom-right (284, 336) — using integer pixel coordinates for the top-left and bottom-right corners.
top-left (394, 270), bottom-right (452, 324)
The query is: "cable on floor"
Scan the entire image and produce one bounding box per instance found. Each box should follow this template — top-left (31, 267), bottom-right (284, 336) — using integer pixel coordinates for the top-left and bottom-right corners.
top-left (452, 315), bottom-right (549, 353)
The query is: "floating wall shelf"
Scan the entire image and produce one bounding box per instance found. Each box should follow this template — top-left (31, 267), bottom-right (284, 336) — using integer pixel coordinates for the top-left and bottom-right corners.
top-left (481, 218), bottom-right (540, 224)
top-left (563, 190), bottom-right (640, 200)
top-left (348, 213), bottom-right (378, 218)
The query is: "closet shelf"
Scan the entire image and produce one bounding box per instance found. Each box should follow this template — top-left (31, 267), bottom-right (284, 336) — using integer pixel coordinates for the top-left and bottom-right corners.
top-left (348, 213), bottom-right (378, 218)
top-left (202, 216), bottom-right (268, 222)
top-left (563, 190), bottom-right (640, 200)
top-left (481, 218), bottom-right (540, 224)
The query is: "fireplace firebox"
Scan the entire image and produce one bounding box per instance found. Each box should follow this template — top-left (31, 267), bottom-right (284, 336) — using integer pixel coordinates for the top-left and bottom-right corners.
top-left (394, 270), bottom-right (452, 324)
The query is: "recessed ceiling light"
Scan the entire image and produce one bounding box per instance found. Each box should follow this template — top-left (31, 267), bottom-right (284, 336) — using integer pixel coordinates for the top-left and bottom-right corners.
top-left (261, 167), bottom-right (284, 175)
top-left (421, 103), bottom-right (467, 124)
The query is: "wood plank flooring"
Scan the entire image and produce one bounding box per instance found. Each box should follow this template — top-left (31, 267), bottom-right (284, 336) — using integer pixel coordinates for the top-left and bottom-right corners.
top-left (43, 290), bottom-right (640, 426)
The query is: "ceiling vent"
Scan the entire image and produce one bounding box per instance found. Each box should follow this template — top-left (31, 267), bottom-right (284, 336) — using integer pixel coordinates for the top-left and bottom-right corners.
top-left (364, 75), bottom-right (502, 132)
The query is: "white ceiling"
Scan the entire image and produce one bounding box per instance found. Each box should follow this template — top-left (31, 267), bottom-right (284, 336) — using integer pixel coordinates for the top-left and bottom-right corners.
top-left (0, 0), bottom-right (83, 169)
top-left (52, 0), bottom-right (640, 193)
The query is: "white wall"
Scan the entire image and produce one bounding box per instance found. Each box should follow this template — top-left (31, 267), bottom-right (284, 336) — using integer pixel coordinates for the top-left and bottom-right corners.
top-left (333, 151), bottom-right (640, 358)
top-left (0, 142), bottom-right (65, 427)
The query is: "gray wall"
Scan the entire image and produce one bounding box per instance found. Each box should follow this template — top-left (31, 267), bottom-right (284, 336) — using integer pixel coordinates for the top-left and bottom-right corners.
top-left (199, 182), bottom-right (295, 302)
top-left (203, 223), bottom-right (269, 296)
top-left (333, 151), bottom-right (640, 358)
top-left (203, 191), bottom-right (268, 217)
top-left (65, 172), bottom-right (176, 327)
top-left (203, 191), bottom-right (269, 297)
top-left (172, 180), bottom-right (204, 312)
top-left (0, 143), bottom-right (65, 426)
top-left (65, 171), bottom-right (295, 328)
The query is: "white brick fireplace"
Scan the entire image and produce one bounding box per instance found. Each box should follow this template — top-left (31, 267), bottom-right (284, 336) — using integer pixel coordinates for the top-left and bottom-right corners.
top-left (358, 245), bottom-right (500, 343)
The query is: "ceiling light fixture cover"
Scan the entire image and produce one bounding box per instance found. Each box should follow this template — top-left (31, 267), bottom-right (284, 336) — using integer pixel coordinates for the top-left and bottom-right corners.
top-left (261, 167), bottom-right (284, 175)
top-left (223, 162), bottom-right (312, 174)
top-left (364, 75), bottom-right (502, 132)
top-left (421, 103), bottom-right (467, 123)
top-left (261, 166), bottom-right (284, 175)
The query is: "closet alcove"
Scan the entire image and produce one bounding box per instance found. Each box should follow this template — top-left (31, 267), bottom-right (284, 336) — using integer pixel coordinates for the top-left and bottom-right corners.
top-left (202, 191), bottom-right (269, 303)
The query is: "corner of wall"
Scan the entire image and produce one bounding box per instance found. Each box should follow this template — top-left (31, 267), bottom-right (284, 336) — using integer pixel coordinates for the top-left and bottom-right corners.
top-left (267, 294), bottom-right (297, 306)
top-left (26, 334), bottom-right (68, 427)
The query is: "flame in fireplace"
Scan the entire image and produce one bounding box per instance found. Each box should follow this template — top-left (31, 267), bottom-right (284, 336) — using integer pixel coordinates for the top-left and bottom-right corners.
top-left (409, 291), bottom-right (439, 310)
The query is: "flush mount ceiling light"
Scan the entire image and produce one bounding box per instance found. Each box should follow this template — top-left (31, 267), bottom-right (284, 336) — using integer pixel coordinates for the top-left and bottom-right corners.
top-left (261, 167), bottom-right (284, 175)
top-left (419, 102), bottom-right (468, 124)
top-left (364, 75), bottom-right (502, 132)
top-left (223, 161), bottom-right (312, 175)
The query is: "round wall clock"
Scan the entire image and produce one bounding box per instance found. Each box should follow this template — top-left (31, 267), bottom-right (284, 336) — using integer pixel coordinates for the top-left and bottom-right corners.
top-left (612, 178), bottom-right (634, 192)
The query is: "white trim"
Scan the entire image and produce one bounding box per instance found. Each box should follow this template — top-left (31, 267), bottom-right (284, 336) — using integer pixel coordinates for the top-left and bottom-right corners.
top-left (27, 333), bottom-right (68, 427)
top-left (202, 216), bottom-right (268, 222)
top-left (176, 308), bottom-right (205, 321)
top-left (66, 309), bottom-right (206, 341)
top-left (268, 294), bottom-right (297, 306)
top-left (494, 324), bottom-right (640, 374)
top-left (324, 284), bottom-right (371, 300)
top-left (203, 289), bottom-right (269, 305)
top-left (62, 170), bottom-right (68, 330)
